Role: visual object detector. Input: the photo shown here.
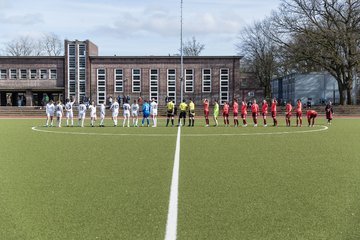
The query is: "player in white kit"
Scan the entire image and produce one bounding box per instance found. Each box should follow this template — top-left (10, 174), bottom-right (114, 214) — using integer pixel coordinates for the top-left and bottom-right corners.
top-left (150, 98), bottom-right (158, 127)
top-left (110, 99), bottom-right (119, 126)
top-left (131, 100), bottom-right (139, 127)
top-left (123, 101), bottom-right (131, 127)
top-left (99, 102), bottom-right (106, 127)
top-left (65, 97), bottom-right (76, 127)
top-left (78, 101), bottom-right (87, 127)
top-left (89, 101), bottom-right (97, 127)
top-left (55, 100), bottom-right (64, 128)
top-left (45, 99), bottom-right (55, 127)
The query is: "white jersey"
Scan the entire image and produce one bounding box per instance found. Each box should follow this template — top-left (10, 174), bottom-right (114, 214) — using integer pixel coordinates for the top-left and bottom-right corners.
top-left (46, 103), bottom-right (55, 116)
top-left (110, 102), bottom-right (119, 117)
top-left (150, 101), bottom-right (158, 115)
top-left (131, 103), bottom-right (139, 116)
top-left (55, 104), bottom-right (63, 117)
top-left (78, 104), bottom-right (87, 118)
top-left (123, 103), bottom-right (131, 117)
top-left (65, 101), bottom-right (75, 118)
top-left (100, 104), bottom-right (106, 118)
top-left (89, 105), bottom-right (97, 118)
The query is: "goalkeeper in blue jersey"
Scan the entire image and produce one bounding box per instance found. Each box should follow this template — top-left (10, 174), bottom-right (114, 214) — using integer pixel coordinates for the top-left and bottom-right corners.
top-left (142, 100), bottom-right (151, 127)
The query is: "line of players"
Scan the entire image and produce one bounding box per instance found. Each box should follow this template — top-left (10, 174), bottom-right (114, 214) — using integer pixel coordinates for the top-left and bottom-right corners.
top-left (45, 97), bottom-right (333, 128)
top-left (45, 97), bottom-right (158, 128)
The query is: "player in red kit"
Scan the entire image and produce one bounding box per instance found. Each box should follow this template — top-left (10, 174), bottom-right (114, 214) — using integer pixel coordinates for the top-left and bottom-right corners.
top-left (233, 99), bottom-right (239, 127)
top-left (223, 101), bottom-right (230, 127)
top-left (296, 99), bottom-right (303, 127)
top-left (251, 99), bottom-right (259, 127)
top-left (262, 99), bottom-right (268, 127)
top-left (285, 101), bottom-right (292, 127)
top-left (203, 99), bottom-right (210, 127)
top-left (241, 100), bottom-right (248, 127)
top-left (271, 98), bottom-right (278, 126)
top-left (306, 109), bottom-right (318, 127)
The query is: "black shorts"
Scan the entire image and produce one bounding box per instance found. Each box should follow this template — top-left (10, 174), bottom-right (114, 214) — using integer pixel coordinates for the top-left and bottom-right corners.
top-left (179, 111), bottom-right (186, 118)
top-left (189, 110), bottom-right (195, 118)
top-left (167, 110), bottom-right (174, 118)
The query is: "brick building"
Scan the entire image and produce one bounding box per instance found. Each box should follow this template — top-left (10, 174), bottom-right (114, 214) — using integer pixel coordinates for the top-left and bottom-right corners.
top-left (0, 40), bottom-right (249, 106)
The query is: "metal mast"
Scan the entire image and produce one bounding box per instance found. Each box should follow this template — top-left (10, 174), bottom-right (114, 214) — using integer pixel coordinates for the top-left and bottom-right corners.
top-left (180, 0), bottom-right (184, 103)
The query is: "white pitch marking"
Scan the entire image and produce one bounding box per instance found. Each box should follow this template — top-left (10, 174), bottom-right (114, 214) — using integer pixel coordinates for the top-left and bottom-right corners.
top-left (164, 125), bottom-right (181, 240)
top-left (31, 125), bottom-right (328, 137)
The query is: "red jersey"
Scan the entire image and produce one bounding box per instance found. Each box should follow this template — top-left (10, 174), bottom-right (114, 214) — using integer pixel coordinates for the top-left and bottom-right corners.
top-left (296, 102), bottom-right (302, 113)
top-left (204, 101), bottom-right (209, 112)
top-left (271, 102), bottom-right (277, 112)
top-left (241, 103), bottom-right (247, 115)
top-left (286, 103), bottom-right (292, 114)
top-left (262, 103), bottom-right (268, 114)
top-left (223, 103), bottom-right (229, 114)
top-left (307, 110), bottom-right (317, 118)
top-left (233, 102), bottom-right (239, 114)
top-left (251, 103), bottom-right (259, 114)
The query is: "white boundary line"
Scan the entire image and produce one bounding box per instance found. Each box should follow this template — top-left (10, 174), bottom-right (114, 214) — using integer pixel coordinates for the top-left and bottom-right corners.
top-left (31, 125), bottom-right (328, 137)
top-left (165, 125), bottom-right (181, 240)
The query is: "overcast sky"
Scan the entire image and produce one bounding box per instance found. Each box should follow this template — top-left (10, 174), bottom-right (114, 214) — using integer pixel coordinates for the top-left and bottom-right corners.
top-left (0, 0), bottom-right (281, 56)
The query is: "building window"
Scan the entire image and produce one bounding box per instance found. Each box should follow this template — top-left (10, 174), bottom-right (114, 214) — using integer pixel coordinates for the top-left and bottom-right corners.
top-left (150, 69), bottom-right (158, 101)
top-left (202, 69), bottom-right (211, 92)
top-left (132, 69), bottom-right (141, 93)
top-left (97, 69), bottom-right (106, 105)
top-left (69, 44), bottom-right (76, 56)
top-left (220, 68), bottom-right (229, 105)
top-left (20, 69), bottom-right (27, 79)
top-left (78, 44), bottom-right (86, 56)
top-left (0, 69), bottom-right (7, 79)
top-left (114, 69), bottom-right (123, 92)
top-left (185, 69), bottom-right (194, 93)
top-left (40, 69), bottom-right (48, 79)
top-left (30, 69), bottom-right (37, 79)
top-left (50, 69), bottom-right (57, 80)
top-left (79, 69), bottom-right (86, 81)
top-left (78, 44), bottom-right (86, 100)
top-left (10, 69), bottom-right (17, 79)
top-left (167, 69), bottom-right (176, 103)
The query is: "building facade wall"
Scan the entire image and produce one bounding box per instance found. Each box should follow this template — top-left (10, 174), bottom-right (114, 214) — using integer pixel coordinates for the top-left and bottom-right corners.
top-left (89, 56), bottom-right (241, 106)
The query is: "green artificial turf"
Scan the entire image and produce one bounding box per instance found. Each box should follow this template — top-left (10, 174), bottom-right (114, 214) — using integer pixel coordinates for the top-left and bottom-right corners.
top-left (0, 118), bottom-right (359, 239)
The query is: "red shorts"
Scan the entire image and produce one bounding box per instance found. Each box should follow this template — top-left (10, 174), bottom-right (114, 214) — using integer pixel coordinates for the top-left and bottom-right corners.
top-left (262, 112), bottom-right (267, 118)
top-left (204, 110), bottom-right (209, 118)
top-left (252, 112), bottom-right (257, 118)
top-left (309, 113), bottom-right (318, 118)
top-left (233, 112), bottom-right (238, 117)
top-left (326, 112), bottom-right (332, 120)
top-left (241, 113), bottom-right (247, 119)
top-left (271, 111), bottom-right (276, 118)
top-left (223, 112), bottom-right (229, 118)
top-left (296, 111), bottom-right (302, 118)
top-left (286, 113), bottom-right (292, 118)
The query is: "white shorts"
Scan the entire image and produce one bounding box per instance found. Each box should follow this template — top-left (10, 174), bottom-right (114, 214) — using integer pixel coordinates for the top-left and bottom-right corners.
top-left (132, 111), bottom-right (138, 117)
top-left (151, 109), bottom-right (158, 116)
top-left (47, 112), bottom-right (54, 117)
top-left (112, 111), bottom-right (119, 118)
top-left (124, 110), bottom-right (130, 117)
top-left (66, 111), bottom-right (73, 119)
top-left (56, 112), bottom-right (62, 118)
top-left (90, 113), bottom-right (96, 118)
top-left (78, 112), bottom-right (85, 119)
top-left (100, 113), bottom-right (105, 119)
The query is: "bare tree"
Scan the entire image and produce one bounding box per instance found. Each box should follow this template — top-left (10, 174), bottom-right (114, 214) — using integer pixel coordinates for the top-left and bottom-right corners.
top-left (271, 0), bottom-right (360, 105)
top-left (4, 36), bottom-right (35, 56)
top-left (182, 36), bottom-right (205, 56)
top-left (237, 18), bottom-right (279, 98)
top-left (42, 33), bottom-right (63, 56)
top-left (2, 33), bottom-right (63, 56)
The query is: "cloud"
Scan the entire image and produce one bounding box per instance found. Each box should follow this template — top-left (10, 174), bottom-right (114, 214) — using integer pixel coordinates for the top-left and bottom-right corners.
top-left (0, 14), bottom-right (44, 25)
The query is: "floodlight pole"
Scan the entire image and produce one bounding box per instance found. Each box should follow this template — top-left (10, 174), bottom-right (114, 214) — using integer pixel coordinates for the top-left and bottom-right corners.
top-left (180, 0), bottom-right (184, 103)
